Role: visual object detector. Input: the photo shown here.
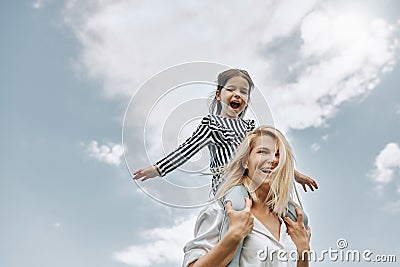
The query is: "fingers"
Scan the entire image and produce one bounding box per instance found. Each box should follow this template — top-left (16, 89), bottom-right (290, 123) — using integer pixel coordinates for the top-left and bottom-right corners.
top-left (133, 170), bottom-right (144, 180)
top-left (284, 216), bottom-right (294, 226)
top-left (306, 183), bottom-right (314, 192)
top-left (302, 183), bottom-right (307, 192)
top-left (312, 180), bottom-right (319, 189)
top-left (285, 206), bottom-right (304, 227)
top-left (133, 170), bottom-right (149, 181)
top-left (295, 206), bottom-right (304, 224)
top-left (133, 169), bottom-right (142, 175)
top-left (243, 197), bottom-right (252, 211)
top-left (225, 201), bottom-right (233, 213)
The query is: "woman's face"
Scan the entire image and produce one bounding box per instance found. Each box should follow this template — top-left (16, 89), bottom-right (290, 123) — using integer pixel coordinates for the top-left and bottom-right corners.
top-left (246, 134), bottom-right (280, 189)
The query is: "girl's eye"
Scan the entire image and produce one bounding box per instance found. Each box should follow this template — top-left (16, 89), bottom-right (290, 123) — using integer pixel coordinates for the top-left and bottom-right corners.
top-left (241, 90), bottom-right (248, 95)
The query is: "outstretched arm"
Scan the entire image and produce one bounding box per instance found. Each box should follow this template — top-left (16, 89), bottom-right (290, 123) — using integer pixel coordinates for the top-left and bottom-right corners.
top-left (294, 170), bottom-right (318, 192)
top-left (133, 165), bottom-right (160, 181)
top-left (133, 116), bottom-right (212, 181)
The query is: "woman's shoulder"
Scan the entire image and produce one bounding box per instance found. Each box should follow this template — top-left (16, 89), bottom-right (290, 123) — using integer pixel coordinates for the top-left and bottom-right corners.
top-left (197, 200), bottom-right (224, 218)
top-left (193, 201), bottom-right (224, 232)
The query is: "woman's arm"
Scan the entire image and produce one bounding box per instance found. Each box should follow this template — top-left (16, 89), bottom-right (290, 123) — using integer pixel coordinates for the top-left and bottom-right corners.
top-left (284, 206), bottom-right (311, 267)
top-left (187, 198), bottom-right (254, 267)
top-left (188, 228), bottom-right (244, 267)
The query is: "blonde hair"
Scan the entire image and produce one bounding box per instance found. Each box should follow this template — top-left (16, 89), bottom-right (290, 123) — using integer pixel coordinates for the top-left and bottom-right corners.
top-left (215, 125), bottom-right (295, 217)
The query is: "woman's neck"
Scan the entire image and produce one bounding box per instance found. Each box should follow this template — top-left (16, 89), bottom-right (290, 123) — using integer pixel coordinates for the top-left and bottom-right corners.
top-left (254, 186), bottom-right (270, 204)
top-left (252, 191), bottom-right (272, 212)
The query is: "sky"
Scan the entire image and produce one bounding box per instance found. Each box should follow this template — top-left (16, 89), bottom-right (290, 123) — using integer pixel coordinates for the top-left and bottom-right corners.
top-left (1, 0), bottom-right (400, 266)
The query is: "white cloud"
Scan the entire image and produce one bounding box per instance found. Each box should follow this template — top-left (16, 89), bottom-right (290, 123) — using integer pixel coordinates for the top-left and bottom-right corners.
top-left (32, 0), bottom-right (48, 9)
top-left (63, 0), bottom-right (400, 133)
top-left (64, 0), bottom-right (277, 98)
top-left (310, 143), bottom-right (321, 152)
top-left (270, 9), bottom-right (400, 131)
top-left (260, 0), bottom-right (318, 45)
top-left (369, 143), bottom-right (400, 191)
top-left (85, 141), bottom-right (124, 166)
top-left (112, 214), bottom-right (196, 266)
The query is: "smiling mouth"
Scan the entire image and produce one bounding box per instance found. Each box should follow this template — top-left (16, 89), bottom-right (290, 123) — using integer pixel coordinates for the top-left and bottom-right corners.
top-left (261, 169), bottom-right (272, 174)
top-left (230, 101), bottom-right (241, 109)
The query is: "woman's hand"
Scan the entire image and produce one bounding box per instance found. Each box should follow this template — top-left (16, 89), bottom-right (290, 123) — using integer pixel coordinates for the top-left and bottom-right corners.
top-left (225, 197), bottom-right (254, 241)
top-left (294, 170), bottom-right (318, 192)
top-left (133, 165), bottom-right (160, 181)
top-left (284, 206), bottom-right (311, 256)
top-left (188, 198), bottom-right (254, 267)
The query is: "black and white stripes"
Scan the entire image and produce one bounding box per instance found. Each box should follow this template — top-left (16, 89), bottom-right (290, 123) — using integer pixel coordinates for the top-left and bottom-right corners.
top-left (155, 114), bottom-right (255, 193)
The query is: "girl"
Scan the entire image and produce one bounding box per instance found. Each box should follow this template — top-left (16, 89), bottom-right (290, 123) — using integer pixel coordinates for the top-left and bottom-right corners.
top-left (133, 69), bottom-right (318, 194)
top-left (183, 126), bottom-right (311, 267)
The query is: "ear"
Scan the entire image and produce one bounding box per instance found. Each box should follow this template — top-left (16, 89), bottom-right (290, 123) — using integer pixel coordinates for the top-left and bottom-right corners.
top-left (242, 161), bottom-right (249, 176)
top-left (215, 90), bottom-right (221, 101)
top-left (241, 159), bottom-right (248, 169)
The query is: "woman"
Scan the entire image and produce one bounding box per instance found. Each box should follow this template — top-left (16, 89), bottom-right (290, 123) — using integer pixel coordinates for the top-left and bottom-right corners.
top-left (183, 126), bottom-right (311, 267)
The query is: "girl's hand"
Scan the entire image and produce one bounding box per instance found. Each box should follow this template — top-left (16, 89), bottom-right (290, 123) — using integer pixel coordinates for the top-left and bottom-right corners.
top-left (133, 165), bottom-right (160, 181)
top-left (225, 197), bottom-right (254, 241)
top-left (294, 170), bottom-right (318, 192)
top-left (284, 206), bottom-right (311, 255)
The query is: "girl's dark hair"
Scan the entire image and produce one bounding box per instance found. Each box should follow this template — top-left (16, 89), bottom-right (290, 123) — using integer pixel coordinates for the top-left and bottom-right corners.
top-left (209, 69), bottom-right (254, 118)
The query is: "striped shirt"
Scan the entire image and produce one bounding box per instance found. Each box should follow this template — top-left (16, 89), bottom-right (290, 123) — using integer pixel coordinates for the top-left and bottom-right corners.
top-left (155, 114), bottom-right (255, 193)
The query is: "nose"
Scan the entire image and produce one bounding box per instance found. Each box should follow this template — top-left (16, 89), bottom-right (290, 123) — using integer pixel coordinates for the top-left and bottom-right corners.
top-left (233, 92), bottom-right (243, 101)
top-left (271, 154), bottom-right (279, 167)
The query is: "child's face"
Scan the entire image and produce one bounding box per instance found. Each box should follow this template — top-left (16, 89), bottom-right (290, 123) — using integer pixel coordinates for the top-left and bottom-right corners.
top-left (216, 76), bottom-right (250, 119)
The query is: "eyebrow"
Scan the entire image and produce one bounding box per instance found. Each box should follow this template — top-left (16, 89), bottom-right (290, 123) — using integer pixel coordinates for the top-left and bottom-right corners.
top-left (225, 85), bottom-right (249, 90)
top-left (257, 147), bottom-right (273, 151)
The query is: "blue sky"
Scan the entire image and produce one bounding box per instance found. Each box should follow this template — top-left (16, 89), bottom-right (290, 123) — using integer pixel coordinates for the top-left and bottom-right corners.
top-left (1, 1), bottom-right (400, 267)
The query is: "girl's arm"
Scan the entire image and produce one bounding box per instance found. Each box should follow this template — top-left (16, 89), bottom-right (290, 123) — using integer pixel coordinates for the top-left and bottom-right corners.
top-left (133, 165), bottom-right (160, 181)
top-left (188, 198), bottom-right (254, 267)
top-left (133, 116), bottom-right (213, 181)
top-left (284, 206), bottom-right (311, 267)
top-left (294, 169), bottom-right (318, 192)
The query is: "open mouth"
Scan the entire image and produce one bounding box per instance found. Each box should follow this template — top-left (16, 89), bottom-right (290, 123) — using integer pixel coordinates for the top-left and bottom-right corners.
top-left (261, 169), bottom-right (272, 174)
top-left (229, 101), bottom-right (241, 109)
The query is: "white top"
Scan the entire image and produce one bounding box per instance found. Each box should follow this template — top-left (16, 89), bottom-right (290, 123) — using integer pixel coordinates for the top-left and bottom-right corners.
top-left (183, 202), bottom-right (298, 267)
